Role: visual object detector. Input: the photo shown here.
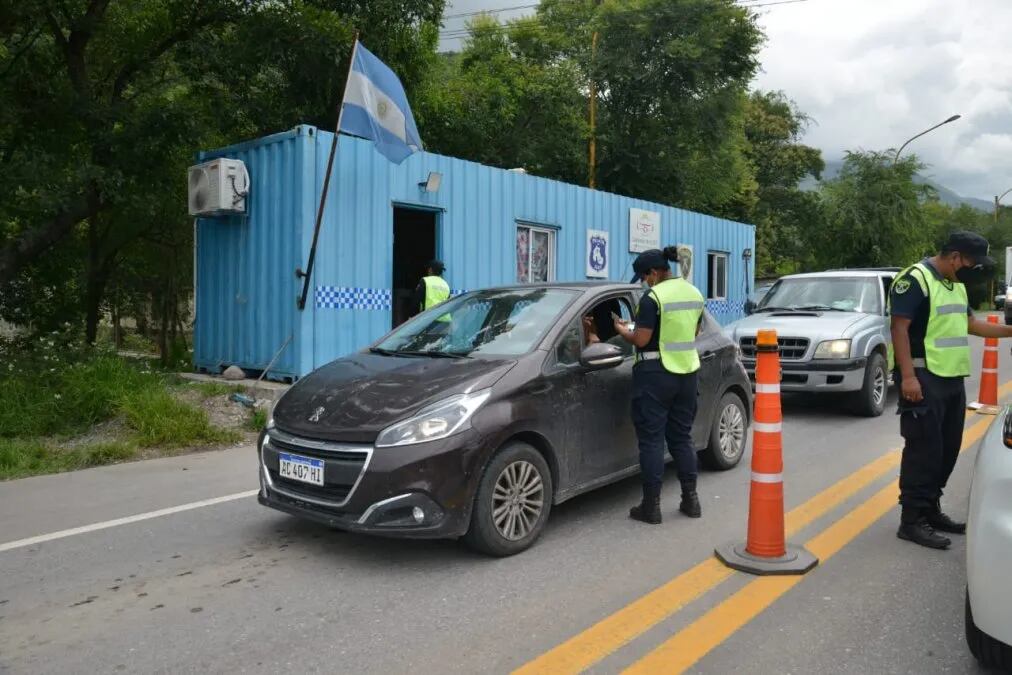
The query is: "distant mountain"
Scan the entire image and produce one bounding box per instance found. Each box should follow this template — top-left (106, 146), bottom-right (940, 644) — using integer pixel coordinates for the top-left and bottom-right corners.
top-left (799, 159), bottom-right (992, 212)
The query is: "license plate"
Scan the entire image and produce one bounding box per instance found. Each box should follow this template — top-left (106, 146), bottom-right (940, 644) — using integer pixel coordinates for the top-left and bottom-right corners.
top-left (278, 452), bottom-right (324, 486)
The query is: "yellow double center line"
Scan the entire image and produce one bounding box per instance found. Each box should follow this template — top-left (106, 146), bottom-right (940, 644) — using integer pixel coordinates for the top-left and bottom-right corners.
top-left (516, 382), bottom-right (1012, 675)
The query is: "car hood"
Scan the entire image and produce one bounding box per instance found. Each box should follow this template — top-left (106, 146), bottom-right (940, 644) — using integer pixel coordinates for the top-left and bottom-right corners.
top-left (272, 353), bottom-right (517, 443)
top-left (724, 311), bottom-right (868, 340)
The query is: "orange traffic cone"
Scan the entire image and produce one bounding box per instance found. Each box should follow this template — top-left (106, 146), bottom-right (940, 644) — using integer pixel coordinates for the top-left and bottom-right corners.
top-left (971, 314), bottom-right (1000, 414)
top-left (715, 328), bottom-right (818, 575)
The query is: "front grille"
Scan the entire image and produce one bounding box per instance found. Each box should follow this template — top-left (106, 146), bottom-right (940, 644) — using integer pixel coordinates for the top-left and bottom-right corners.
top-left (262, 431), bottom-right (370, 507)
top-left (739, 336), bottom-right (810, 361)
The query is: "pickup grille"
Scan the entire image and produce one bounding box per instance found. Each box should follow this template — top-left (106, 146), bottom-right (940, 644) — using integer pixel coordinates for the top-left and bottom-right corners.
top-left (739, 336), bottom-right (810, 361)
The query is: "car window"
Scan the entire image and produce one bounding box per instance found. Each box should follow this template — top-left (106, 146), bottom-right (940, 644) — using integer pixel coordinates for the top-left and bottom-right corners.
top-left (555, 318), bottom-right (582, 366)
top-left (555, 296), bottom-right (635, 366)
top-left (881, 276), bottom-right (893, 315)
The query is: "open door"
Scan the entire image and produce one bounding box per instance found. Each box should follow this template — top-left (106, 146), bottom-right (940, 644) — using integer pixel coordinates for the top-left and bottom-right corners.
top-left (392, 207), bottom-right (437, 329)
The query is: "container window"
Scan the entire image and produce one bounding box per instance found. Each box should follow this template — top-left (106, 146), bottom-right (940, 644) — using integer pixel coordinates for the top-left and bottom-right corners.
top-left (707, 252), bottom-right (728, 300)
top-left (517, 224), bottom-right (556, 283)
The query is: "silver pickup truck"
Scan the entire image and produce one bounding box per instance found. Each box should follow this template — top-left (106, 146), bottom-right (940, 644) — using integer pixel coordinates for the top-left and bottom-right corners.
top-left (724, 269), bottom-right (897, 417)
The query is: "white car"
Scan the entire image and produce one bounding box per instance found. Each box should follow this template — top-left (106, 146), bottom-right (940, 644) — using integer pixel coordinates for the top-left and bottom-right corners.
top-left (966, 406), bottom-right (1012, 670)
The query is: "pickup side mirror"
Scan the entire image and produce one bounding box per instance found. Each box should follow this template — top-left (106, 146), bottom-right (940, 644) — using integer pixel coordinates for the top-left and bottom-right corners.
top-left (580, 342), bottom-right (624, 370)
top-left (744, 300), bottom-right (756, 315)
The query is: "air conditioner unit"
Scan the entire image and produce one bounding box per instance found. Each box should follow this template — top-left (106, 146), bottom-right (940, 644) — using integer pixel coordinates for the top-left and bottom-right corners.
top-left (188, 158), bottom-right (250, 217)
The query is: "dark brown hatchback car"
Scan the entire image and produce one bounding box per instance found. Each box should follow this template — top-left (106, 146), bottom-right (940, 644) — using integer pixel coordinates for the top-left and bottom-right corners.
top-left (259, 283), bottom-right (752, 556)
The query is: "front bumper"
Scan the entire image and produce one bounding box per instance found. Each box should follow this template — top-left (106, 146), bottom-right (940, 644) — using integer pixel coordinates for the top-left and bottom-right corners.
top-left (257, 427), bottom-right (486, 540)
top-left (967, 409), bottom-right (1012, 646)
top-left (742, 357), bottom-right (867, 392)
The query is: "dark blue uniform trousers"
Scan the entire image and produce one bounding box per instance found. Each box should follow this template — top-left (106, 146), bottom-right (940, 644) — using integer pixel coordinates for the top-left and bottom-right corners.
top-left (631, 364), bottom-right (698, 498)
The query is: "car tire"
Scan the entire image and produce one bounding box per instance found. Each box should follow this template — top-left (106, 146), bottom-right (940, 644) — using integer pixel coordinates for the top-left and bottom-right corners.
top-left (853, 352), bottom-right (887, 417)
top-left (464, 442), bottom-right (553, 557)
top-left (700, 392), bottom-right (748, 471)
top-left (966, 588), bottom-right (1012, 671)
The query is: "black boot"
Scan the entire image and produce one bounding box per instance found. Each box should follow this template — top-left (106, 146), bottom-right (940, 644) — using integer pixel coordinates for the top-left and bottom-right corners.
top-left (630, 487), bottom-right (662, 525)
top-left (927, 500), bottom-right (966, 534)
top-left (897, 508), bottom-right (951, 550)
top-left (679, 490), bottom-right (702, 518)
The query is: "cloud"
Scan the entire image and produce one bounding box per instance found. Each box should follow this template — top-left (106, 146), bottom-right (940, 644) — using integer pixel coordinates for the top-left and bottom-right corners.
top-left (755, 0), bottom-right (1012, 200)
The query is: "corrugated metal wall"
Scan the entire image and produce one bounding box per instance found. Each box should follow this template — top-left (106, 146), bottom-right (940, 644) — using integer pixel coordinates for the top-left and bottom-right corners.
top-left (194, 126), bottom-right (755, 380)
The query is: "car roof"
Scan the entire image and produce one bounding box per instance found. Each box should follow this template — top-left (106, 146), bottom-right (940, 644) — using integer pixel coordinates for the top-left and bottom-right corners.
top-left (474, 281), bottom-right (636, 293)
top-left (779, 270), bottom-right (895, 280)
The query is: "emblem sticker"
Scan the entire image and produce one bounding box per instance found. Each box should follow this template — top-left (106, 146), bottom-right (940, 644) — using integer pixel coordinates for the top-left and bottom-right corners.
top-left (893, 278), bottom-right (911, 295)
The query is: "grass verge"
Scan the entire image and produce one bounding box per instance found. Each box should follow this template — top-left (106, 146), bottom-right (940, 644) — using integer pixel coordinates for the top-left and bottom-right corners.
top-left (0, 439), bottom-right (138, 481)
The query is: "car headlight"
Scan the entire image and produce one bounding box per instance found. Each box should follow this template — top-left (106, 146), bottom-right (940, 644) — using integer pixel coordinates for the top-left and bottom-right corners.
top-left (375, 390), bottom-right (491, 448)
top-left (813, 339), bottom-right (851, 359)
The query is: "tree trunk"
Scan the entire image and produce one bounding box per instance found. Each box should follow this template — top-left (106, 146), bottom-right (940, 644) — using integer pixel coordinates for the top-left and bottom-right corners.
top-left (0, 191), bottom-right (97, 285)
top-left (84, 216), bottom-right (115, 345)
top-left (111, 290), bottom-right (122, 348)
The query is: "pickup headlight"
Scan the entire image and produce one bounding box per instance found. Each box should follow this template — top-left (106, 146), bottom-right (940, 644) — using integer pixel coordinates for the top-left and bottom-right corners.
top-left (813, 339), bottom-right (851, 359)
top-left (375, 390), bottom-right (491, 448)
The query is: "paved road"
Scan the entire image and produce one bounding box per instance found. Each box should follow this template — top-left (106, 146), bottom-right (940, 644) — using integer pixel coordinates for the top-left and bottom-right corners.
top-left (1, 340), bottom-right (1007, 674)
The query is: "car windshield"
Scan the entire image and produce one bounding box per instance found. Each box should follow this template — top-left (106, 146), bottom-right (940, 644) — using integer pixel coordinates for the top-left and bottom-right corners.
top-left (375, 288), bottom-right (578, 357)
top-left (757, 277), bottom-right (882, 314)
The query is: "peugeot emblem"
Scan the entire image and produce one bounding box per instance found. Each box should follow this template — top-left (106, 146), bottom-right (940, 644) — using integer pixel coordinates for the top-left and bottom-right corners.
top-left (308, 406), bottom-right (325, 423)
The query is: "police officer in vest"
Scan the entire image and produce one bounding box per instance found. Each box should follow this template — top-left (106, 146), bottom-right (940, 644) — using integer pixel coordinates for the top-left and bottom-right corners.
top-left (890, 232), bottom-right (1011, 549)
top-left (614, 247), bottom-right (706, 524)
top-left (413, 260), bottom-right (450, 317)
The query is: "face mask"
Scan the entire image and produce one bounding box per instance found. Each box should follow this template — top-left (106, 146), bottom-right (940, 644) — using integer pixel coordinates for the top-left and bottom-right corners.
top-left (956, 263), bottom-right (994, 285)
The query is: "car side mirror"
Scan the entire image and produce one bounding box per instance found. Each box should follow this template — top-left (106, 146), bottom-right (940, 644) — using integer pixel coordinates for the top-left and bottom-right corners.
top-left (744, 300), bottom-right (755, 315)
top-left (580, 342), bottom-right (624, 370)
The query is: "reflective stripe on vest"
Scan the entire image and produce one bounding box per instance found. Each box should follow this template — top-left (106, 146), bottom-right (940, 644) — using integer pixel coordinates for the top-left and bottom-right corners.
top-left (891, 262), bottom-right (970, 378)
top-left (646, 278), bottom-right (704, 374)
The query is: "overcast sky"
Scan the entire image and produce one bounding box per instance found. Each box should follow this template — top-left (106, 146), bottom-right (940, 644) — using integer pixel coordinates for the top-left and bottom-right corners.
top-left (439, 0), bottom-right (1012, 202)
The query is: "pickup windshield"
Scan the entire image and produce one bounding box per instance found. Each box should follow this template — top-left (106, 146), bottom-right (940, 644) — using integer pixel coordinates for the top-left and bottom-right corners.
top-left (758, 277), bottom-right (882, 314)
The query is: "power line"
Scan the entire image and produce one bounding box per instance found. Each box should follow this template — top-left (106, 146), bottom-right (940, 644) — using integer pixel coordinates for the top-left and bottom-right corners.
top-left (438, 0), bottom-right (811, 41)
top-left (443, 3), bottom-right (539, 20)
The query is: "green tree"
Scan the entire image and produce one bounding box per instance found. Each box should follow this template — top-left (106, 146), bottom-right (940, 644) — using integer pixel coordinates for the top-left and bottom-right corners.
top-left (812, 151), bottom-right (934, 270)
top-left (1, 0), bottom-right (444, 347)
top-left (742, 91), bottom-right (824, 276)
top-left (416, 17), bottom-right (587, 182)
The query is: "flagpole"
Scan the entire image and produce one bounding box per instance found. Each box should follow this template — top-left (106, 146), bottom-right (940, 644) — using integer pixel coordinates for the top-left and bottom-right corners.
top-left (297, 32), bottom-right (360, 310)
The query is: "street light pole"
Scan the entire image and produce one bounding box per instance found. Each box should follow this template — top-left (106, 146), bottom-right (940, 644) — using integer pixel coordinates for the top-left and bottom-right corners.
top-left (893, 114), bottom-right (961, 164)
top-left (995, 187), bottom-right (1012, 224)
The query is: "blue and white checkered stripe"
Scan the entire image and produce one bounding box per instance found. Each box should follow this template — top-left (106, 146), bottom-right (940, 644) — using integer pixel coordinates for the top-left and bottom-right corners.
top-left (315, 287), bottom-right (392, 310)
top-left (705, 299), bottom-right (745, 316)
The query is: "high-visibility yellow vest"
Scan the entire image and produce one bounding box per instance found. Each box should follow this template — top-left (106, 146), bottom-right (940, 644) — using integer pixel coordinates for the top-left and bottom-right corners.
top-left (422, 275), bottom-right (451, 323)
top-left (892, 262), bottom-right (970, 377)
top-left (643, 278), bottom-right (704, 374)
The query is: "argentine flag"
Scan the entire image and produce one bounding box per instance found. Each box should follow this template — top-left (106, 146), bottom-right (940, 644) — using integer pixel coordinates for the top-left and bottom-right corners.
top-left (339, 42), bottom-right (423, 164)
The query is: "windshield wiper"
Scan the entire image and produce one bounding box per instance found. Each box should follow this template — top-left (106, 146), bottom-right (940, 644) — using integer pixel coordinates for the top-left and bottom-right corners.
top-left (754, 306), bottom-right (796, 313)
top-left (795, 304), bottom-right (845, 312)
top-left (368, 347), bottom-right (427, 357)
top-left (392, 349), bottom-right (471, 359)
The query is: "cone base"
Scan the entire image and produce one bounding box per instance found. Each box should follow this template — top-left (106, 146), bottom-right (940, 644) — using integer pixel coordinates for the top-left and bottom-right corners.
top-left (714, 541), bottom-right (818, 576)
top-left (970, 403), bottom-right (1001, 415)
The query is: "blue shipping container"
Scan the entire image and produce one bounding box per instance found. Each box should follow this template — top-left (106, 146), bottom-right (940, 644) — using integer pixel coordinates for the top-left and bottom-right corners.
top-left (194, 125), bottom-right (755, 381)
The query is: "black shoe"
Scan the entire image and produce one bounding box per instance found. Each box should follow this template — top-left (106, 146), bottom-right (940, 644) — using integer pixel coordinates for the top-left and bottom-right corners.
top-left (679, 491), bottom-right (702, 518)
top-left (630, 497), bottom-right (662, 525)
top-left (928, 503), bottom-right (966, 534)
top-left (897, 519), bottom-right (951, 550)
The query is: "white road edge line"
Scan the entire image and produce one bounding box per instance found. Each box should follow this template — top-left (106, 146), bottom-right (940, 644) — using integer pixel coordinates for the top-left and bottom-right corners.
top-left (0, 489), bottom-right (259, 553)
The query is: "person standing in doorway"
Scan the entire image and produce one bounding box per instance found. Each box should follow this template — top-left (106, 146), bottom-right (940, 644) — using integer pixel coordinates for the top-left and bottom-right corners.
top-left (412, 260), bottom-right (450, 317)
top-left (890, 231), bottom-right (1012, 549)
top-left (614, 247), bottom-right (705, 524)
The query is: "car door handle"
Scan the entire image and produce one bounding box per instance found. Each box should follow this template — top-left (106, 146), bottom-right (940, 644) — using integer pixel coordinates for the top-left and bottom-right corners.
top-left (701, 351), bottom-right (716, 362)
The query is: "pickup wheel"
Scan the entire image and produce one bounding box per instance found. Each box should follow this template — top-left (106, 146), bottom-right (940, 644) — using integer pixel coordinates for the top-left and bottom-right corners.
top-left (853, 352), bottom-right (887, 417)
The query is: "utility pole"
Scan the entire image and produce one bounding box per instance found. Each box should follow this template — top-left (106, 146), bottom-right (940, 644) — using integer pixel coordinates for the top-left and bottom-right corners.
top-left (588, 28), bottom-right (599, 189)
